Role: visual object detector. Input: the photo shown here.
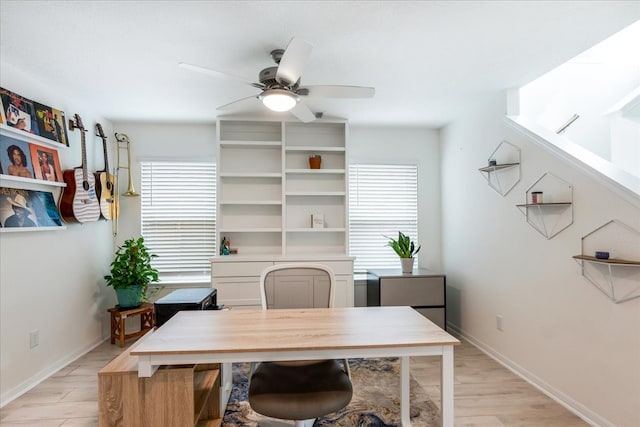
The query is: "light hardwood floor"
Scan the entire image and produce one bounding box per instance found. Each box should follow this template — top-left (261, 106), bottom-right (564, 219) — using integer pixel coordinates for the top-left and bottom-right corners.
top-left (0, 337), bottom-right (588, 426)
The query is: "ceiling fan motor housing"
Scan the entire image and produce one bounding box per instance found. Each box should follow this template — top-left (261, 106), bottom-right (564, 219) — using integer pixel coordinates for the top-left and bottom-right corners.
top-left (259, 66), bottom-right (300, 90)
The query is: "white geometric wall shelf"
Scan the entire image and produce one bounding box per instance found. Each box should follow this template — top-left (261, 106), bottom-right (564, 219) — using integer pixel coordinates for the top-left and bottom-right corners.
top-left (516, 172), bottom-right (573, 239)
top-left (573, 219), bottom-right (640, 303)
top-left (478, 140), bottom-right (521, 196)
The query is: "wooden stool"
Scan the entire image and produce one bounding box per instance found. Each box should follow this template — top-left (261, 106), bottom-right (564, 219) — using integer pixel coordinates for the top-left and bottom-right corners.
top-left (108, 302), bottom-right (154, 348)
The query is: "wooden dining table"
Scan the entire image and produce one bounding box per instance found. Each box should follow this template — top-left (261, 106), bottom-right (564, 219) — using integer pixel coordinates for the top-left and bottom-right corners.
top-left (131, 305), bottom-right (460, 426)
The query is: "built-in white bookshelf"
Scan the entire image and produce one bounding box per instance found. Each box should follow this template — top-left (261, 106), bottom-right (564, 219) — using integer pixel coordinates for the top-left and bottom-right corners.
top-left (216, 118), bottom-right (348, 256)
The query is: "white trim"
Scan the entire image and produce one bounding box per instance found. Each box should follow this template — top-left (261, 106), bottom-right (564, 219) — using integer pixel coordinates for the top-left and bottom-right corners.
top-left (446, 322), bottom-right (614, 427)
top-left (0, 338), bottom-right (107, 408)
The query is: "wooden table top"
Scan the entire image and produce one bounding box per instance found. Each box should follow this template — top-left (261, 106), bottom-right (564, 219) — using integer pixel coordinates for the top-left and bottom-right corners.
top-left (131, 306), bottom-right (459, 356)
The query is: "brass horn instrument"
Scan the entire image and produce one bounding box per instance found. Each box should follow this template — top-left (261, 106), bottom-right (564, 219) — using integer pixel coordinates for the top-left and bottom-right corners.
top-left (115, 133), bottom-right (139, 197)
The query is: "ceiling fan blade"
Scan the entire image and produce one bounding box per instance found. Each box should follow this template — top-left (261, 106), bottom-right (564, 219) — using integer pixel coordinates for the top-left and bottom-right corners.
top-left (290, 102), bottom-right (316, 123)
top-left (217, 95), bottom-right (260, 111)
top-left (300, 85), bottom-right (375, 98)
top-left (179, 62), bottom-right (264, 89)
top-left (276, 38), bottom-right (313, 86)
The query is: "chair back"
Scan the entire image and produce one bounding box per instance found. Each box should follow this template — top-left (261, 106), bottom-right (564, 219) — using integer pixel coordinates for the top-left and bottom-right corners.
top-left (259, 263), bottom-right (336, 310)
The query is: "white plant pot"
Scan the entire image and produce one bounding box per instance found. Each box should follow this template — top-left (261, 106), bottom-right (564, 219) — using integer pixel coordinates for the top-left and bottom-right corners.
top-left (400, 258), bottom-right (414, 274)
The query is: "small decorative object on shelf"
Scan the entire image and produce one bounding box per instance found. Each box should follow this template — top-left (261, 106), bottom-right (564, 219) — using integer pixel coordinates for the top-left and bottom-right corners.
top-left (531, 191), bottom-right (543, 204)
top-left (309, 154), bottom-right (321, 169)
top-left (385, 231), bottom-right (421, 274)
top-left (488, 158), bottom-right (497, 167)
top-left (595, 251), bottom-right (610, 260)
top-left (311, 213), bottom-right (325, 228)
top-left (220, 236), bottom-right (230, 255)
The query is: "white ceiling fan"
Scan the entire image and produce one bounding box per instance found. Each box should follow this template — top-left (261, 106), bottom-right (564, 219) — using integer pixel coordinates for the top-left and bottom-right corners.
top-left (179, 37), bottom-right (375, 122)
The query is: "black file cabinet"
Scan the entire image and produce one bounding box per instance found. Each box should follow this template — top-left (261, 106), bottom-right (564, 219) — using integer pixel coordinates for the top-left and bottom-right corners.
top-left (154, 288), bottom-right (218, 327)
top-left (366, 269), bottom-right (446, 330)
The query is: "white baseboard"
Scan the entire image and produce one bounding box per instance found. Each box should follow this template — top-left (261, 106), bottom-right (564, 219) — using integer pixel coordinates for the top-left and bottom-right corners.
top-left (446, 322), bottom-right (613, 427)
top-left (0, 337), bottom-right (108, 408)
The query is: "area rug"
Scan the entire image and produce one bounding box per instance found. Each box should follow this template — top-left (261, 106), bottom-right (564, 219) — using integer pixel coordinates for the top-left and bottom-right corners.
top-left (223, 358), bottom-right (441, 426)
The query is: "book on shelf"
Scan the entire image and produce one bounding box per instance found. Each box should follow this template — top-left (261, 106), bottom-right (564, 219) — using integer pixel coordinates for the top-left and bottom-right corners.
top-left (311, 213), bottom-right (325, 229)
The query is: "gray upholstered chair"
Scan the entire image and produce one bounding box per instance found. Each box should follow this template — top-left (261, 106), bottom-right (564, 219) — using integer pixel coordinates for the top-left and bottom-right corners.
top-left (248, 264), bottom-right (353, 427)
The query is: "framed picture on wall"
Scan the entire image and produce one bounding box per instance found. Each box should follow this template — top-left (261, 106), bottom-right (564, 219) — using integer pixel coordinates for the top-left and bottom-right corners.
top-left (29, 144), bottom-right (63, 182)
top-left (0, 134), bottom-right (35, 179)
top-left (0, 87), bottom-right (40, 136)
top-left (34, 102), bottom-right (69, 147)
top-left (0, 187), bottom-right (63, 229)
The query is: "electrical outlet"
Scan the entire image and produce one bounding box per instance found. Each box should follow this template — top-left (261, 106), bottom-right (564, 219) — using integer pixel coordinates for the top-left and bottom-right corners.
top-left (496, 315), bottom-right (503, 331)
top-left (29, 330), bottom-right (39, 348)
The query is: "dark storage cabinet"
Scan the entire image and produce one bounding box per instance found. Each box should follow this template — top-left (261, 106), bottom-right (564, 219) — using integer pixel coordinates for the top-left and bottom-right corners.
top-left (367, 269), bottom-right (446, 330)
top-left (154, 288), bottom-right (218, 327)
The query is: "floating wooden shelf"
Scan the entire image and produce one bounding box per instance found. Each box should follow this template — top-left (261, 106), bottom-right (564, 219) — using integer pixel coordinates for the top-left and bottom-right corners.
top-left (573, 220), bottom-right (640, 303)
top-left (516, 202), bottom-right (572, 208)
top-left (573, 255), bottom-right (640, 266)
top-left (478, 141), bottom-right (521, 196)
top-left (478, 162), bottom-right (520, 172)
top-left (516, 172), bottom-right (574, 239)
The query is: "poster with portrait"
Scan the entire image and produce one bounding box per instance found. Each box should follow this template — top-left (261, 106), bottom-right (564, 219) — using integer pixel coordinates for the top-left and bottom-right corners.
top-left (34, 102), bottom-right (69, 147)
top-left (0, 187), bottom-right (62, 229)
top-left (29, 144), bottom-right (63, 183)
top-left (0, 134), bottom-right (35, 179)
top-left (0, 87), bottom-right (40, 136)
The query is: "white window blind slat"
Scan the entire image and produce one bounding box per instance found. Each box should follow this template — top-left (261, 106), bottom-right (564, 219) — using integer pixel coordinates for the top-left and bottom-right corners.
top-left (141, 161), bottom-right (216, 282)
top-left (348, 164), bottom-right (418, 272)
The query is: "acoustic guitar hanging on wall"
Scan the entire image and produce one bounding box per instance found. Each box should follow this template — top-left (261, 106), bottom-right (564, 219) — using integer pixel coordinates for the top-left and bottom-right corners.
top-left (94, 123), bottom-right (119, 220)
top-left (59, 113), bottom-right (101, 223)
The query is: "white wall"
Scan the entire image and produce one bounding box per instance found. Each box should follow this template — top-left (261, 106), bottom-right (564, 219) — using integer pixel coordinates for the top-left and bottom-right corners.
top-left (0, 63), bottom-right (115, 404)
top-left (441, 92), bottom-right (640, 427)
top-left (349, 126), bottom-right (442, 271)
top-left (108, 121), bottom-right (217, 250)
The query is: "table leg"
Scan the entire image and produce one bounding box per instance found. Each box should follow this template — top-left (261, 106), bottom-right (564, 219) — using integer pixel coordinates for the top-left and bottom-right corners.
top-left (400, 356), bottom-right (411, 426)
top-left (440, 345), bottom-right (454, 427)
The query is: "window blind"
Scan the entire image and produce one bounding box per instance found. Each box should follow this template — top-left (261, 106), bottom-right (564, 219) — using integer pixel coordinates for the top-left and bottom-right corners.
top-left (348, 164), bottom-right (418, 272)
top-left (140, 161), bottom-right (216, 283)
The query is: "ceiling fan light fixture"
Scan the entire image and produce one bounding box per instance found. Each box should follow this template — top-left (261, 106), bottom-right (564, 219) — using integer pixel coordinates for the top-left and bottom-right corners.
top-left (260, 89), bottom-right (298, 112)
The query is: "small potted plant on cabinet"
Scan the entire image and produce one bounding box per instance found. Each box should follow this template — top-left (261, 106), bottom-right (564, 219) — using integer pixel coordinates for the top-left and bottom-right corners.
top-left (385, 231), bottom-right (421, 274)
top-left (104, 236), bottom-right (159, 308)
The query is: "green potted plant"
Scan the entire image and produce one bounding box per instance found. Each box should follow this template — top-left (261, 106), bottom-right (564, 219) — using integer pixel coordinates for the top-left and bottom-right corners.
top-left (104, 237), bottom-right (159, 308)
top-left (385, 231), bottom-right (421, 274)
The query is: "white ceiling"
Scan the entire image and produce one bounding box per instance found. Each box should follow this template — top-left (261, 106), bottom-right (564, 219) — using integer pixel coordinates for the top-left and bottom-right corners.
top-left (1, 1), bottom-right (638, 127)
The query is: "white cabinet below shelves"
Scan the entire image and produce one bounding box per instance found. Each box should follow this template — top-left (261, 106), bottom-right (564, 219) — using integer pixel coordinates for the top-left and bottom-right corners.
top-left (211, 256), bottom-right (355, 309)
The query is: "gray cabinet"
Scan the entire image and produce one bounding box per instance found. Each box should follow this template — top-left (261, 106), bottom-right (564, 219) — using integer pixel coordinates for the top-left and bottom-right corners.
top-left (366, 268), bottom-right (446, 330)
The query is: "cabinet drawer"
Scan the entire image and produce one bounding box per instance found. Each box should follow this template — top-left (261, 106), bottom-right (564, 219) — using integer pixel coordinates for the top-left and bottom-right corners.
top-left (380, 277), bottom-right (444, 306)
top-left (212, 277), bottom-right (261, 307)
top-left (415, 307), bottom-right (445, 330)
top-left (211, 261), bottom-right (273, 277)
